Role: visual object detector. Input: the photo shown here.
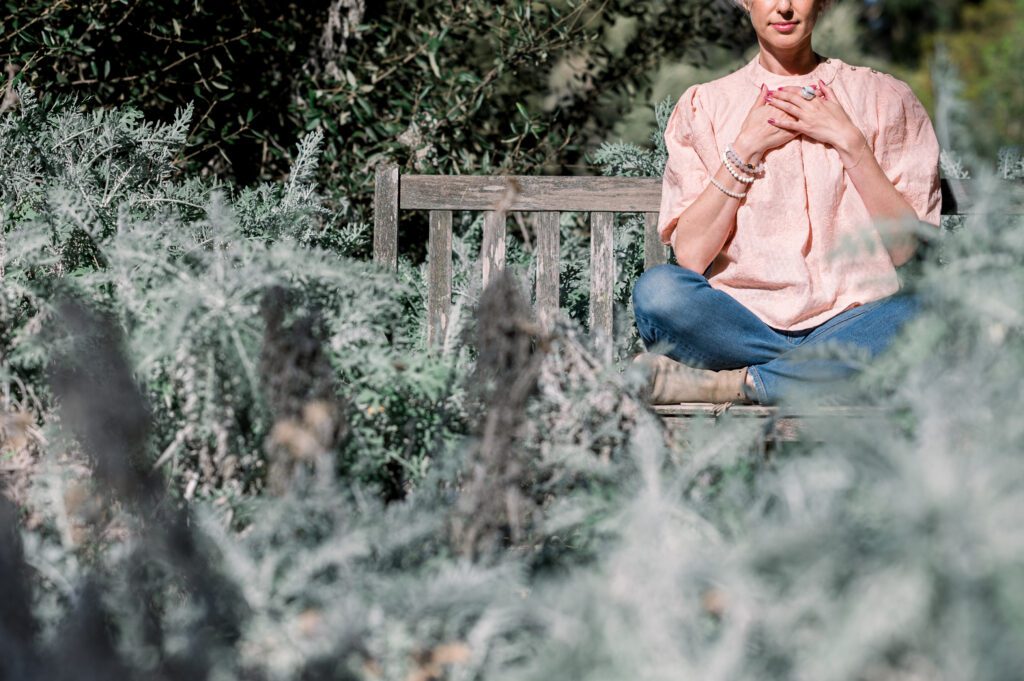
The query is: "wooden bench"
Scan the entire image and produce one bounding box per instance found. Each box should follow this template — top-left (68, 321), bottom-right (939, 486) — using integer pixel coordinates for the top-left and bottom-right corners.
top-left (372, 163), bottom-right (1011, 439)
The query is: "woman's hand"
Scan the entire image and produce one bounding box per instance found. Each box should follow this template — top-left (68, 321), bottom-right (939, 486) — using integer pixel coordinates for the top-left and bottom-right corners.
top-left (765, 79), bottom-right (862, 150)
top-left (735, 83), bottom-right (799, 160)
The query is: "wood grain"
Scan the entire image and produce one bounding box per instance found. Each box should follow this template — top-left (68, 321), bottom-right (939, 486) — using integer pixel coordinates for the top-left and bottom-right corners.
top-left (589, 212), bottom-right (615, 363)
top-left (373, 164), bottom-right (399, 269)
top-left (482, 210), bottom-right (506, 289)
top-left (644, 211), bottom-right (668, 270)
top-left (657, 403), bottom-right (891, 441)
top-left (534, 212), bottom-right (560, 327)
top-left (427, 210), bottom-right (452, 350)
top-left (391, 175), bottom-right (997, 215)
top-left (652, 404), bottom-right (888, 417)
top-left (401, 175), bottom-right (662, 212)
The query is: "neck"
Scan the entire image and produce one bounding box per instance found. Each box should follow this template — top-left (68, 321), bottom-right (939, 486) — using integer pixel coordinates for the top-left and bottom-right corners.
top-left (756, 46), bottom-right (821, 76)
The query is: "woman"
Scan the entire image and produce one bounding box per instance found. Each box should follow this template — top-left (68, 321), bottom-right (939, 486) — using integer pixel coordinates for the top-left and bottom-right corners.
top-left (632, 0), bottom-right (941, 406)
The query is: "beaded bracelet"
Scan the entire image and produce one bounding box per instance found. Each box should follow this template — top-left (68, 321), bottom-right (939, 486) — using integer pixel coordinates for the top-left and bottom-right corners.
top-left (726, 143), bottom-right (764, 174)
top-left (725, 142), bottom-right (765, 175)
top-left (722, 150), bottom-right (756, 184)
top-left (726, 149), bottom-right (762, 176)
top-left (709, 175), bottom-right (747, 199)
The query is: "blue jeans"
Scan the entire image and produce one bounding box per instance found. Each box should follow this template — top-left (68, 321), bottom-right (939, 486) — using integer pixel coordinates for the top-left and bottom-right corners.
top-left (632, 264), bottom-right (923, 405)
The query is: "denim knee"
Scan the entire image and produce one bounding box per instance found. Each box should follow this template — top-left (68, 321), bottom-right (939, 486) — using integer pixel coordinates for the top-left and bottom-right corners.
top-left (632, 264), bottom-right (705, 329)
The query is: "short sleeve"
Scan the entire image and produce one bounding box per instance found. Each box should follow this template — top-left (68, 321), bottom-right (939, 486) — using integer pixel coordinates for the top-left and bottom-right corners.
top-left (873, 76), bottom-right (942, 228)
top-left (657, 84), bottom-right (717, 245)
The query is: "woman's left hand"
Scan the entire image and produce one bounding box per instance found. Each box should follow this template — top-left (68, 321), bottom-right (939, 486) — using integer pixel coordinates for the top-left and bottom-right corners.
top-left (765, 79), bottom-right (862, 150)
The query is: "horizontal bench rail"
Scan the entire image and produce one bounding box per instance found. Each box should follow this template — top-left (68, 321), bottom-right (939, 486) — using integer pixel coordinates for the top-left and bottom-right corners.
top-left (399, 175), bottom-right (662, 212)
top-left (395, 174), bottom-right (1023, 216)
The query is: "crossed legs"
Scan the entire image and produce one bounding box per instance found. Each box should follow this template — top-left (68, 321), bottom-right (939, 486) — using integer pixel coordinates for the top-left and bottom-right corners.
top-left (632, 264), bottom-right (923, 405)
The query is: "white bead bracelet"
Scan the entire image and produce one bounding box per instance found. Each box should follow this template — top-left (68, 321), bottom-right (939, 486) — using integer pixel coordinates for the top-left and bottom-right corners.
top-left (709, 175), bottom-right (747, 199)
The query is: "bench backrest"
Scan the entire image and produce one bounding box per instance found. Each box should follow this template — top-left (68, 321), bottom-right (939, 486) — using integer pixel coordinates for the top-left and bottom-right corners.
top-left (373, 163), bottom-right (979, 358)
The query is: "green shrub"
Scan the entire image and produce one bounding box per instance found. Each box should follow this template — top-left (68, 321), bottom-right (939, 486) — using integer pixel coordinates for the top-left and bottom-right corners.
top-left (0, 85), bottom-right (467, 503)
top-left (1, 0), bottom-right (749, 238)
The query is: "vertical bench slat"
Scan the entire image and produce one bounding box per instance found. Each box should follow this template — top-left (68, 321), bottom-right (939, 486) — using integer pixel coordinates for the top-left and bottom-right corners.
top-left (590, 211), bottom-right (614, 363)
top-left (644, 211), bottom-right (667, 270)
top-left (482, 210), bottom-right (506, 289)
top-left (373, 164), bottom-right (399, 269)
top-left (427, 210), bottom-right (452, 349)
top-left (535, 212), bottom-right (560, 325)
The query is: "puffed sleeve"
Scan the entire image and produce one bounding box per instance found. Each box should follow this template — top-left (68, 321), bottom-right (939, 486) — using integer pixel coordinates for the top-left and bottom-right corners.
top-left (873, 76), bottom-right (942, 228)
top-left (657, 84), bottom-right (718, 245)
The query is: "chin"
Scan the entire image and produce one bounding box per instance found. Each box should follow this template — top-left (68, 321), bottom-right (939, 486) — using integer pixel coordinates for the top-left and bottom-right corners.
top-left (761, 33), bottom-right (810, 45)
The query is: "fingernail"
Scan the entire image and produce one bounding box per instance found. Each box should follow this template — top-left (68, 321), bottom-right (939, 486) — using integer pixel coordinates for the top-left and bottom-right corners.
top-left (768, 118), bottom-right (775, 124)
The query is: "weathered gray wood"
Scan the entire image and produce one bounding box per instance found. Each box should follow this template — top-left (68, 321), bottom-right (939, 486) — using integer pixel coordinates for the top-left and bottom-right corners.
top-left (393, 175), bottom-right (1004, 216)
top-left (401, 175), bottom-right (663, 212)
top-left (656, 404), bottom-right (891, 441)
top-left (427, 210), bottom-right (452, 350)
top-left (589, 212), bottom-right (615, 363)
top-left (653, 404), bottom-right (888, 417)
top-left (534, 212), bottom-right (560, 326)
top-left (481, 210), bottom-right (506, 289)
top-left (644, 211), bottom-right (668, 270)
top-left (660, 415), bottom-right (804, 441)
top-left (373, 164), bottom-right (399, 269)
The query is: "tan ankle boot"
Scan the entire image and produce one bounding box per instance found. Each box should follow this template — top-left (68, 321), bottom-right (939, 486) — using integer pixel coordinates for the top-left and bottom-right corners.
top-left (633, 353), bottom-right (755, 405)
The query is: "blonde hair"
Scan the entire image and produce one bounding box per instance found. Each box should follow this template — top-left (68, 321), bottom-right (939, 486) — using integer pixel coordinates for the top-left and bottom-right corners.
top-left (732, 0), bottom-right (837, 13)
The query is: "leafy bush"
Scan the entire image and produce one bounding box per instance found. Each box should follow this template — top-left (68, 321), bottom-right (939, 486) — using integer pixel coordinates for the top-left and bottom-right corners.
top-left (1, 0), bottom-right (750, 236)
top-left (0, 84), bottom-right (466, 504)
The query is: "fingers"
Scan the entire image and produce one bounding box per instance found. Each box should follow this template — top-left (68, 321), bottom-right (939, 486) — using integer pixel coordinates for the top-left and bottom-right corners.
top-left (765, 92), bottom-right (803, 119)
top-left (767, 86), bottom-right (814, 105)
top-left (756, 83), bottom-right (768, 107)
top-left (817, 78), bottom-right (831, 101)
top-left (767, 114), bottom-right (793, 129)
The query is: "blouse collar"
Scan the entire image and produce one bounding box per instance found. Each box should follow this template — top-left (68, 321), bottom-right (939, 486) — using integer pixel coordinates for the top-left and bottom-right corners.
top-left (744, 52), bottom-right (841, 89)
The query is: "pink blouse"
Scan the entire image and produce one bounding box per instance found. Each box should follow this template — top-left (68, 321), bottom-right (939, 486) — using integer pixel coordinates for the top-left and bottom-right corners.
top-left (657, 54), bottom-right (942, 331)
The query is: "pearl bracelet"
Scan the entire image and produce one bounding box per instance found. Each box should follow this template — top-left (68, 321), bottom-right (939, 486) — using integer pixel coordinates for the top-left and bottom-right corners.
top-left (709, 175), bottom-right (747, 199)
top-left (722, 150), bottom-right (756, 184)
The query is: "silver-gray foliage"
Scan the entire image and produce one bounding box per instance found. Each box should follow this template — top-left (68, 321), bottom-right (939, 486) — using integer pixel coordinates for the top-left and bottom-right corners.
top-left (0, 86), bottom-right (450, 503)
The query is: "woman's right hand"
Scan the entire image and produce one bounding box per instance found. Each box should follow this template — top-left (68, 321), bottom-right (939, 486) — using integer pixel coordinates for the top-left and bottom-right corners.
top-left (735, 84), bottom-right (799, 159)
